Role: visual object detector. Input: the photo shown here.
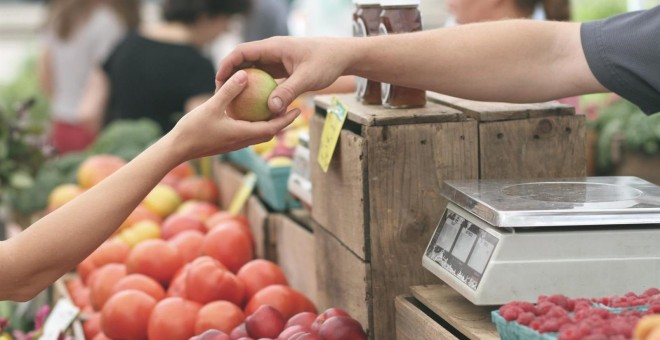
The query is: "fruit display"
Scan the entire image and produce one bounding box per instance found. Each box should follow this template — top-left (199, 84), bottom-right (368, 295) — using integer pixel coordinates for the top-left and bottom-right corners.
top-left (54, 156), bottom-right (367, 339)
top-left (493, 289), bottom-right (660, 340)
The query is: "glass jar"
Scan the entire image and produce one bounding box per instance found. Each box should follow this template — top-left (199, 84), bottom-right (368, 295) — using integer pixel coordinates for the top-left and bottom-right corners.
top-left (379, 0), bottom-right (426, 108)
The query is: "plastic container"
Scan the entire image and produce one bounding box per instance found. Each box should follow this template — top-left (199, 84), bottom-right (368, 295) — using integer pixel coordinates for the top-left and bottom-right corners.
top-left (379, 0), bottom-right (426, 108)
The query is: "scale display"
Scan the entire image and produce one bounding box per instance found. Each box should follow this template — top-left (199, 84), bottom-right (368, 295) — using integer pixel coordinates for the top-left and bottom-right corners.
top-left (425, 209), bottom-right (498, 290)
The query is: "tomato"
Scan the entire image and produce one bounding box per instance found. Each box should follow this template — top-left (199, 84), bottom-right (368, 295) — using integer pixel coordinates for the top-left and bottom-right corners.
top-left (177, 201), bottom-right (220, 221)
top-left (113, 274), bottom-right (166, 301)
top-left (89, 239), bottom-right (130, 267)
top-left (205, 213), bottom-right (249, 235)
top-left (186, 256), bottom-right (245, 305)
top-left (202, 223), bottom-right (253, 273)
top-left (126, 239), bottom-right (183, 286)
top-left (245, 285), bottom-right (316, 320)
top-left (118, 204), bottom-right (163, 232)
top-left (90, 264), bottom-right (127, 311)
top-left (101, 290), bottom-right (156, 340)
top-left (83, 312), bottom-right (101, 340)
top-left (176, 176), bottom-right (219, 203)
top-left (148, 297), bottom-right (201, 340)
top-left (162, 214), bottom-right (206, 240)
top-left (77, 255), bottom-right (97, 285)
top-left (236, 259), bottom-right (288, 300)
top-left (195, 300), bottom-right (245, 334)
top-left (167, 264), bottom-right (190, 298)
top-left (168, 230), bottom-right (205, 263)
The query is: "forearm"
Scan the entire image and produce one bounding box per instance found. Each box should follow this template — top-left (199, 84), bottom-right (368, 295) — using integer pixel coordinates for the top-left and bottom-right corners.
top-left (347, 20), bottom-right (605, 103)
top-left (0, 133), bottom-right (185, 300)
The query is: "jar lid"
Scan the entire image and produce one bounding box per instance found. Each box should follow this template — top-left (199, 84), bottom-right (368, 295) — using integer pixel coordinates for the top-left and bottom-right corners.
top-left (380, 0), bottom-right (420, 6)
top-left (353, 0), bottom-right (381, 4)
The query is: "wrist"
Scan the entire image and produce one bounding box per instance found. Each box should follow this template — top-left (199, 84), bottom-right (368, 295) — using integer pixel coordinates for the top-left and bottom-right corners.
top-left (157, 130), bottom-right (189, 168)
top-left (344, 36), bottom-right (378, 77)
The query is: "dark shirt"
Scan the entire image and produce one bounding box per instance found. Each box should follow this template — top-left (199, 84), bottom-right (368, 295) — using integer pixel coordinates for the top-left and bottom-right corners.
top-left (581, 6), bottom-right (660, 115)
top-left (102, 33), bottom-right (216, 132)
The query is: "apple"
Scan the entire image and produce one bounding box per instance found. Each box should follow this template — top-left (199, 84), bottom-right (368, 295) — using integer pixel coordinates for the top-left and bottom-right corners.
top-left (161, 214), bottom-right (206, 240)
top-left (285, 312), bottom-right (317, 330)
top-left (176, 177), bottom-right (219, 203)
top-left (246, 305), bottom-right (285, 339)
top-left (230, 323), bottom-right (249, 339)
top-left (193, 329), bottom-right (231, 340)
top-left (317, 316), bottom-right (366, 340)
top-left (227, 68), bottom-right (277, 122)
top-left (47, 184), bottom-right (84, 211)
top-left (310, 308), bottom-right (350, 333)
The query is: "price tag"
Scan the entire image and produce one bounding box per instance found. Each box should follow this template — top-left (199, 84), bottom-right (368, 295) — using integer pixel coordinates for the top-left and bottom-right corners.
top-left (40, 298), bottom-right (79, 340)
top-left (228, 172), bottom-right (257, 215)
top-left (317, 97), bottom-right (348, 173)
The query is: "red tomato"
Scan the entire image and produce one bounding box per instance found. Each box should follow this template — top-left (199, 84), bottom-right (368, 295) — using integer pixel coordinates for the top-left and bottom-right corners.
top-left (168, 230), bottom-right (205, 263)
top-left (90, 264), bottom-right (127, 311)
top-left (126, 239), bottom-right (183, 286)
top-left (148, 297), bottom-right (201, 340)
top-left (89, 239), bottom-right (130, 267)
top-left (161, 214), bottom-right (206, 240)
top-left (237, 259), bottom-right (288, 299)
top-left (112, 274), bottom-right (166, 301)
top-left (176, 176), bottom-right (219, 203)
top-left (83, 312), bottom-right (101, 340)
top-left (195, 300), bottom-right (245, 334)
top-left (245, 285), bottom-right (317, 320)
top-left (186, 256), bottom-right (245, 305)
top-left (101, 290), bottom-right (156, 340)
top-left (202, 223), bottom-right (253, 273)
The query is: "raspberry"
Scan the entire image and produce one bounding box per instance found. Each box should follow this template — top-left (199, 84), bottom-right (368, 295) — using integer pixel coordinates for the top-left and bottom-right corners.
top-left (516, 312), bottom-right (536, 326)
top-left (536, 301), bottom-right (555, 315)
top-left (539, 319), bottom-right (560, 333)
top-left (548, 294), bottom-right (570, 310)
top-left (500, 307), bottom-right (521, 321)
top-left (529, 319), bottom-right (542, 331)
top-left (643, 288), bottom-right (660, 297)
top-left (547, 306), bottom-right (569, 318)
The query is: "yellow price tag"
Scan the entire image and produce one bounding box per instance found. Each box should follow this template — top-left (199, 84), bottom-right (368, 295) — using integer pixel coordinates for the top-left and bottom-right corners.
top-left (317, 96), bottom-right (348, 173)
top-left (228, 172), bottom-right (257, 215)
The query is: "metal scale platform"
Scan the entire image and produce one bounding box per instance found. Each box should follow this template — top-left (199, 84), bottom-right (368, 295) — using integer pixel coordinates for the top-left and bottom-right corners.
top-left (422, 176), bottom-right (660, 305)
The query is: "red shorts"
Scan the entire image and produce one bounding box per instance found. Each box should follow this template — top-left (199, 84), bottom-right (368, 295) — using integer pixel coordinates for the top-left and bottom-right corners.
top-left (51, 120), bottom-right (96, 154)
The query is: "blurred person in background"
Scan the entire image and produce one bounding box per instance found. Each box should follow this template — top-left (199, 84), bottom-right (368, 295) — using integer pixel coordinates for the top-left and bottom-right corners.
top-left (242, 0), bottom-right (289, 42)
top-left (39, 0), bottom-right (140, 154)
top-left (79, 0), bottom-right (250, 133)
top-left (445, 0), bottom-right (569, 25)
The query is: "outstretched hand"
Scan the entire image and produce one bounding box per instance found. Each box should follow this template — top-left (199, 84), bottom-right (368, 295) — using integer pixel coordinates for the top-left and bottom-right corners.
top-left (169, 69), bottom-right (300, 162)
top-left (215, 36), bottom-right (352, 114)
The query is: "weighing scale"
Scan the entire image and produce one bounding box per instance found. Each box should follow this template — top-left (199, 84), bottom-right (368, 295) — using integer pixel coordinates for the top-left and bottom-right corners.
top-left (422, 176), bottom-right (660, 305)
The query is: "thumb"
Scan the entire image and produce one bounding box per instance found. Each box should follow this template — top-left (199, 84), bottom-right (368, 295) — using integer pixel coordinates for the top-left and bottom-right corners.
top-left (210, 70), bottom-right (248, 110)
top-left (268, 71), bottom-right (311, 113)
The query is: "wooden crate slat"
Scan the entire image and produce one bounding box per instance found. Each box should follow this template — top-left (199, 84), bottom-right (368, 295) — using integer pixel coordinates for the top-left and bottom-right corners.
top-left (411, 285), bottom-right (499, 340)
top-left (314, 221), bottom-right (371, 331)
top-left (366, 121), bottom-right (479, 340)
top-left (315, 94), bottom-right (463, 127)
top-left (310, 114), bottom-right (369, 260)
top-left (395, 296), bottom-right (459, 340)
top-left (479, 116), bottom-right (586, 179)
top-left (428, 92), bottom-right (575, 122)
top-left (268, 213), bottom-right (318, 306)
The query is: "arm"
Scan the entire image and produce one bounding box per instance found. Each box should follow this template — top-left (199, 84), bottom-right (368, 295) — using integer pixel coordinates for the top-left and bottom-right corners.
top-left (78, 67), bottom-right (109, 133)
top-left (0, 70), bottom-right (299, 301)
top-left (217, 20), bottom-right (607, 112)
top-left (38, 45), bottom-right (54, 98)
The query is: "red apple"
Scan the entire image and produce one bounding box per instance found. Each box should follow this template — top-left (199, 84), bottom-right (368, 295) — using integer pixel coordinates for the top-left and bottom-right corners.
top-left (285, 312), bottom-right (317, 330)
top-left (318, 316), bottom-right (366, 340)
top-left (227, 68), bottom-right (277, 122)
top-left (176, 177), bottom-right (219, 203)
top-left (310, 308), bottom-right (350, 333)
top-left (246, 305), bottom-right (285, 339)
top-left (161, 214), bottom-right (206, 239)
top-left (230, 323), bottom-right (249, 339)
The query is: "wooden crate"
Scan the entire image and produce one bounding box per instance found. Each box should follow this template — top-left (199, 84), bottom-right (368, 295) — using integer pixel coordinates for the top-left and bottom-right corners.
top-left (428, 92), bottom-right (586, 178)
top-left (267, 211), bottom-right (318, 306)
top-left (310, 93), bottom-right (585, 340)
top-left (395, 285), bottom-right (499, 340)
top-left (408, 285), bottom-right (499, 340)
top-left (310, 94), bottom-right (478, 340)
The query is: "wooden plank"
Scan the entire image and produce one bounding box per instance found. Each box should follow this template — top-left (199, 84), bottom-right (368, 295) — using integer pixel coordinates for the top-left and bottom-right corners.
top-left (366, 120), bottom-right (479, 340)
top-left (213, 159), bottom-right (247, 211)
top-left (479, 115), bottom-right (586, 179)
top-left (427, 92), bottom-right (575, 122)
top-left (309, 113), bottom-right (369, 260)
top-left (395, 296), bottom-right (459, 340)
top-left (411, 285), bottom-right (499, 340)
top-left (314, 221), bottom-right (371, 334)
top-left (269, 214), bottom-right (318, 306)
top-left (314, 94), bottom-right (463, 127)
top-left (245, 195), bottom-right (269, 259)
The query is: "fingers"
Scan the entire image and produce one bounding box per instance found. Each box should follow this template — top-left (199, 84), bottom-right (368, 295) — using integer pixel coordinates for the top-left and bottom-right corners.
top-left (210, 70), bottom-right (248, 110)
top-left (268, 71), bottom-right (313, 113)
top-left (234, 108), bottom-right (301, 139)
